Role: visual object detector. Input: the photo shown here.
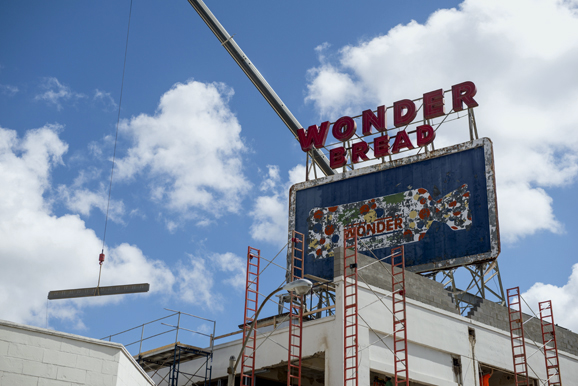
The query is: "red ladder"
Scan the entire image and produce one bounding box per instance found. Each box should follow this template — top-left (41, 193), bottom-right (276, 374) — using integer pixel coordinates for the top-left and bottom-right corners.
top-left (288, 231), bottom-right (305, 386)
top-left (242, 247), bottom-right (261, 386)
top-left (343, 226), bottom-right (359, 386)
top-left (539, 300), bottom-right (562, 386)
top-left (391, 246), bottom-right (408, 386)
top-left (506, 287), bottom-right (530, 386)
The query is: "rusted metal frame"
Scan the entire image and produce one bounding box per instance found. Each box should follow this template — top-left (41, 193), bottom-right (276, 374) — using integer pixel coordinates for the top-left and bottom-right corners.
top-left (390, 246), bottom-right (408, 386)
top-left (491, 261), bottom-right (506, 306)
top-left (305, 151), bottom-right (319, 181)
top-left (468, 108), bottom-right (479, 140)
top-left (287, 293), bottom-right (304, 386)
top-left (539, 301), bottom-right (562, 386)
top-left (343, 226), bottom-right (359, 386)
top-left (507, 287), bottom-right (531, 386)
top-left (438, 261), bottom-right (505, 314)
top-left (241, 247), bottom-right (261, 386)
top-left (305, 151), bottom-right (310, 181)
top-left (464, 265), bottom-right (485, 297)
top-left (288, 231), bottom-right (305, 386)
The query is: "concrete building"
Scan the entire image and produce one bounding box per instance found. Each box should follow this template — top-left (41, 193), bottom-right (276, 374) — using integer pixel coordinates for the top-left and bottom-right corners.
top-left (141, 249), bottom-right (578, 385)
top-left (0, 319), bottom-right (154, 386)
top-left (2, 248), bottom-right (576, 386)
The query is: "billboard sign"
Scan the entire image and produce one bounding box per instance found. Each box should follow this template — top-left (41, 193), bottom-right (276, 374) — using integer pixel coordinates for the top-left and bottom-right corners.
top-left (288, 138), bottom-right (499, 279)
top-left (296, 81), bottom-right (479, 169)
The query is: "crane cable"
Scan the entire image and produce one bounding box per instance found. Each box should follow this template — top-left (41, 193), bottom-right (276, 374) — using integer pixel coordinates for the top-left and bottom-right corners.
top-left (97, 0), bottom-right (133, 294)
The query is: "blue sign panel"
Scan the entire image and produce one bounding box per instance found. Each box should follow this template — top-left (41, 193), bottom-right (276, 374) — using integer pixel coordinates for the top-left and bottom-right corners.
top-left (288, 138), bottom-right (499, 279)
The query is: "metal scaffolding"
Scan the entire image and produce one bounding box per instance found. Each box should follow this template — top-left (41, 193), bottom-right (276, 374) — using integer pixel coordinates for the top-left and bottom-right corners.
top-left (242, 247), bottom-right (261, 386)
top-left (102, 309), bottom-right (215, 386)
top-left (539, 300), bottom-right (562, 386)
top-left (343, 226), bottom-right (359, 386)
top-left (390, 246), bottom-right (408, 386)
top-left (507, 287), bottom-right (530, 386)
top-left (288, 231), bottom-right (305, 386)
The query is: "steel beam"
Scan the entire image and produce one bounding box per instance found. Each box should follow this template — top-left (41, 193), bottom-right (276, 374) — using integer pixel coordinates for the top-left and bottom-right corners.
top-left (186, 0), bottom-right (334, 176)
top-left (48, 283), bottom-right (149, 300)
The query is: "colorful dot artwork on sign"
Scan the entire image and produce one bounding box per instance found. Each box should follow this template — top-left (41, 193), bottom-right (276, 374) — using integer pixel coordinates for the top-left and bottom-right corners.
top-left (288, 138), bottom-right (499, 280)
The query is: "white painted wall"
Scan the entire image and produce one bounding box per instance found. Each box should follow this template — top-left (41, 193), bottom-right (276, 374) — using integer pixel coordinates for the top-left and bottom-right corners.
top-left (157, 277), bottom-right (578, 386)
top-left (0, 319), bottom-right (154, 386)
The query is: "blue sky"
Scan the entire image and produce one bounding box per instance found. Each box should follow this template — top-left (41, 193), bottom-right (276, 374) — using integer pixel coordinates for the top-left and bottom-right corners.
top-left (1, 0), bottom-right (578, 347)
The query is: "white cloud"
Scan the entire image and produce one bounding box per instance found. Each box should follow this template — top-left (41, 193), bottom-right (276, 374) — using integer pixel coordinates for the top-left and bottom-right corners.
top-left (114, 80), bottom-right (251, 227)
top-left (93, 89), bottom-right (118, 111)
top-left (176, 252), bottom-right (246, 310)
top-left (212, 252), bottom-right (246, 290)
top-left (54, 166), bottom-right (125, 223)
top-left (57, 184), bottom-right (125, 223)
top-left (0, 84), bottom-right (19, 96)
top-left (35, 77), bottom-right (86, 110)
top-left (250, 165), bottom-right (306, 245)
top-left (0, 125), bottom-right (242, 327)
top-left (522, 263), bottom-right (578, 332)
top-left (304, 0), bottom-right (578, 242)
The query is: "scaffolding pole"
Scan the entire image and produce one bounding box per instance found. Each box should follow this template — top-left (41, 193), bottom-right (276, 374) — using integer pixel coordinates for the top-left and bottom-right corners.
top-left (288, 231), bottom-right (305, 386)
top-left (391, 246), bottom-right (408, 386)
top-left (343, 227), bottom-right (359, 386)
top-left (241, 247), bottom-right (261, 386)
top-left (507, 287), bottom-right (531, 386)
top-left (539, 300), bottom-right (562, 386)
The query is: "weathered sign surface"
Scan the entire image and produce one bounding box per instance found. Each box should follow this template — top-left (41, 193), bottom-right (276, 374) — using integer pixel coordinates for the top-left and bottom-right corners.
top-left (288, 138), bottom-right (499, 279)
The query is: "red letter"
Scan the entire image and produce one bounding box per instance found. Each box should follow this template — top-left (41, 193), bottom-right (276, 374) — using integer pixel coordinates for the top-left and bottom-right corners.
top-left (330, 147), bottom-right (347, 168)
top-left (416, 125), bottom-right (436, 147)
top-left (391, 130), bottom-right (415, 154)
top-left (332, 116), bottom-right (357, 142)
top-left (351, 141), bottom-right (370, 164)
top-left (386, 218), bottom-right (393, 231)
top-left (362, 105), bottom-right (386, 135)
top-left (423, 89), bottom-right (445, 120)
top-left (297, 121), bottom-right (330, 152)
top-left (452, 81), bottom-right (479, 112)
top-left (373, 135), bottom-right (390, 158)
top-left (393, 99), bottom-right (417, 127)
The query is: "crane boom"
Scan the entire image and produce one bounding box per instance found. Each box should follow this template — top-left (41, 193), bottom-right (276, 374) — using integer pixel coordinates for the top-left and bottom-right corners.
top-left (186, 0), bottom-right (334, 176)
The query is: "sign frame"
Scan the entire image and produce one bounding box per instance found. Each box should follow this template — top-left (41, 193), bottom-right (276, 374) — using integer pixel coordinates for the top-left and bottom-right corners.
top-left (288, 138), bottom-right (500, 278)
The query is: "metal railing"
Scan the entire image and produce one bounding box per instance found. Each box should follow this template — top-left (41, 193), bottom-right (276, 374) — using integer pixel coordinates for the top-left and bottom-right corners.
top-left (101, 308), bottom-right (216, 358)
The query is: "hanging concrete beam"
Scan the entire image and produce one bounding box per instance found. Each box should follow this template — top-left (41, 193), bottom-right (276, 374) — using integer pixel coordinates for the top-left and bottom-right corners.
top-left (48, 283), bottom-right (150, 300)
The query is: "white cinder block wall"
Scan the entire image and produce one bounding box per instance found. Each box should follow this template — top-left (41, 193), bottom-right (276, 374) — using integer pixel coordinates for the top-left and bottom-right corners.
top-left (0, 319), bottom-right (154, 386)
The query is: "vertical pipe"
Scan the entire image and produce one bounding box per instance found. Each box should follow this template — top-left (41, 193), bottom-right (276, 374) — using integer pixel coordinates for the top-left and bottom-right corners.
top-left (139, 324), bottom-right (145, 356)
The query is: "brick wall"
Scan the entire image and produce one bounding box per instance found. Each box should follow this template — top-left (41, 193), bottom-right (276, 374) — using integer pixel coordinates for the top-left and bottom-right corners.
top-left (0, 319), bottom-right (154, 386)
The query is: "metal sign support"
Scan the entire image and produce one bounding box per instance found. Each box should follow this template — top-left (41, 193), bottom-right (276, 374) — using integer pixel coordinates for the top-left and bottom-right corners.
top-left (426, 261), bottom-right (506, 316)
